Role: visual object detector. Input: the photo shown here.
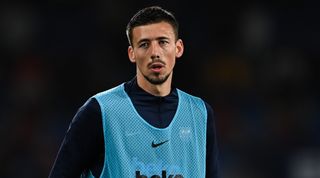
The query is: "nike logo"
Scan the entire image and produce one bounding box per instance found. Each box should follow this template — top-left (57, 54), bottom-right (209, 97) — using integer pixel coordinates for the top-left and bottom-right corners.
top-left (151, 140), bottom-right (169, 148)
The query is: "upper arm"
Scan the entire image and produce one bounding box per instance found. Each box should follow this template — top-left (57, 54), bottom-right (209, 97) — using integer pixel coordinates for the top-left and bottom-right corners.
top-left (49, 98), bottom-right (104, 177)
top-left (204, 102), bottom-right (220, 178)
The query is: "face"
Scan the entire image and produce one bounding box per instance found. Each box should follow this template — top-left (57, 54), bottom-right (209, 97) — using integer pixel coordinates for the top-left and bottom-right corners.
top-left (128, 21), bottom-right (184, 85)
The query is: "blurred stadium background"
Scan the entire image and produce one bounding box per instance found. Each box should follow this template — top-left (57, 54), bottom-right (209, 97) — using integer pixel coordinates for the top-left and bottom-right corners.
top-left (0, 0), bottom-right (319, 177)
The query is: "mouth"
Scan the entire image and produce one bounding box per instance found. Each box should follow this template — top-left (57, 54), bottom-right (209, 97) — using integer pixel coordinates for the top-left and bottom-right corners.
top-left (149, 62), bottom-right (165, 73)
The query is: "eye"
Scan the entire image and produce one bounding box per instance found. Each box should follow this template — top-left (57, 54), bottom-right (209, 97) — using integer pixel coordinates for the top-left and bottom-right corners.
top-left (139, 42), bottom-right (149, 48)
top-left (159, 40), bottom-right (169, 46)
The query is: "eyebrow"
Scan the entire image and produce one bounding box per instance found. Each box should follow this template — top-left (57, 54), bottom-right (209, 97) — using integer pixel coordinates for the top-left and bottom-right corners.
top-left (137, 36), bottom-right (170, 45)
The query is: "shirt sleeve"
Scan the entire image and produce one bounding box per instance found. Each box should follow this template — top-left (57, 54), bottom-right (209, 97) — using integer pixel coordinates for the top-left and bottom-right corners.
top-left (205, 102), bottom-right (220, 178)
top-left (49, 98), bottom-right (104, 178)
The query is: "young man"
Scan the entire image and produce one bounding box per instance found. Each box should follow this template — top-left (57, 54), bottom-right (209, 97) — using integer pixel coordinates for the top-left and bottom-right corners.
top-left (49, 6), bottom-right (219, 178)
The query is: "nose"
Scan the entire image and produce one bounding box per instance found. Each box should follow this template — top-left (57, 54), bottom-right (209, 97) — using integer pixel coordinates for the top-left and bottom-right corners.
top-left (150, 42), bottom-right (160, 59)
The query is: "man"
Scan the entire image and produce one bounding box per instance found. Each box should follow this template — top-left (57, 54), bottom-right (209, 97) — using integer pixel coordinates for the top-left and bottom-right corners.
top-left (49, 6), bottom-right (219, 178)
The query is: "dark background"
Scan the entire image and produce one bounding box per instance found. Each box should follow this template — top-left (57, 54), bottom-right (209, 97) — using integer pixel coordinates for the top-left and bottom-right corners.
top-left (1, 1), bottom-right (319, 178)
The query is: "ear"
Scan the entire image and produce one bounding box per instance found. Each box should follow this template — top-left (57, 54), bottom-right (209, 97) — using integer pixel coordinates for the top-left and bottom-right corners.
top-left (175, 39), bottom-right (184, 58)
top-left (128, 46), bottom-right (136, 63)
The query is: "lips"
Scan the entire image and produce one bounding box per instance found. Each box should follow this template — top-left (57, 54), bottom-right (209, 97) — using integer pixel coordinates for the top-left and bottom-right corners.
top-left (149, 62), bottom-right (164, 72)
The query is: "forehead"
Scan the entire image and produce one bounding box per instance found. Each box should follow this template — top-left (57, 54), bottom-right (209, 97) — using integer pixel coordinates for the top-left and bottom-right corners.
top-left (131, 22), bottom-right (175, 42)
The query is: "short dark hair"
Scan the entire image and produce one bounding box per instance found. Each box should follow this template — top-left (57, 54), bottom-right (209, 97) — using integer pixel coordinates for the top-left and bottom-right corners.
top-left (126, 6), bottom-right (179, 46)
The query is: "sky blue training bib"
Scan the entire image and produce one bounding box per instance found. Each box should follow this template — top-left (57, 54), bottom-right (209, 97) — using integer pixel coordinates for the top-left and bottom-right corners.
top-left (93, 84), bottom-right (207, 178)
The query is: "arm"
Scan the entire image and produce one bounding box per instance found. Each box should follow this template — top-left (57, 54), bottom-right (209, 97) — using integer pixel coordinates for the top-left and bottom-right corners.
top-left (49, 98), bottom-right (104, 178)
top-left (205, 102), bottom-right (220, 178)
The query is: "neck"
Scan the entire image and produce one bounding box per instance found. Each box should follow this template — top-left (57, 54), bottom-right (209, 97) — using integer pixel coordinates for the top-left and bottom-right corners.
top-left (136, 74), bottom-right (172, 97)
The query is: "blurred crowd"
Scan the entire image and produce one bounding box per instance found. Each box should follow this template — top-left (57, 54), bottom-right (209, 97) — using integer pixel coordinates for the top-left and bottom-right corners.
top-left (1, 1), bottom-right (319, 178)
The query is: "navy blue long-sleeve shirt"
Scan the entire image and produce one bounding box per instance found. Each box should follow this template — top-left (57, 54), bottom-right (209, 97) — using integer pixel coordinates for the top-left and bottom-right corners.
top-left (49, 78), bottom-right (219, 177)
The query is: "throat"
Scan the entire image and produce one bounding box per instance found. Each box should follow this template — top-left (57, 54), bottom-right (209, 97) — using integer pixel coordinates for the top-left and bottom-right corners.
top-left (137, 74), bottom-right (172, 97)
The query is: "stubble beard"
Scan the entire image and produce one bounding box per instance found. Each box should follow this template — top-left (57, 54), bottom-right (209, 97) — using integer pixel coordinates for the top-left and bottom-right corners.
top-left (143, 72), bottom-right (171, 85)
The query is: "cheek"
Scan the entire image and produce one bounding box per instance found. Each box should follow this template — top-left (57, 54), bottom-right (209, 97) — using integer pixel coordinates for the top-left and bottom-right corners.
top-left (166, 59), bottom-right (176, 70)
top-left (167, 54), bottom-right (177, 67)
top-left (136, 58), bottom-right (148, 69)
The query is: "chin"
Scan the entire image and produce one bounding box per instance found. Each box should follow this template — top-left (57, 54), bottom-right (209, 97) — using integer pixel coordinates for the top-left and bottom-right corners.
top-left (145, 75), bottom-right (168, 85)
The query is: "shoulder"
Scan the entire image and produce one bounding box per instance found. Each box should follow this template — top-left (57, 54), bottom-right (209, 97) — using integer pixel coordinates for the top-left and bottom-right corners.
top-left (177, 89), bottom-right (214, 114)
top-left (203, 100), bottom-right (214, 114)
top-left (92, 83), bottom-right (127, 104)
top-left (176, 89), bottom-right (203, 101)
top-left (73, 97), bottom-right (101, 121)
top-left (177, 89), bottom-right (214, 118)
top-left (177, 89), bottom-right (211, 106)
top-left (93, 83), bottom-right (125, 98)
